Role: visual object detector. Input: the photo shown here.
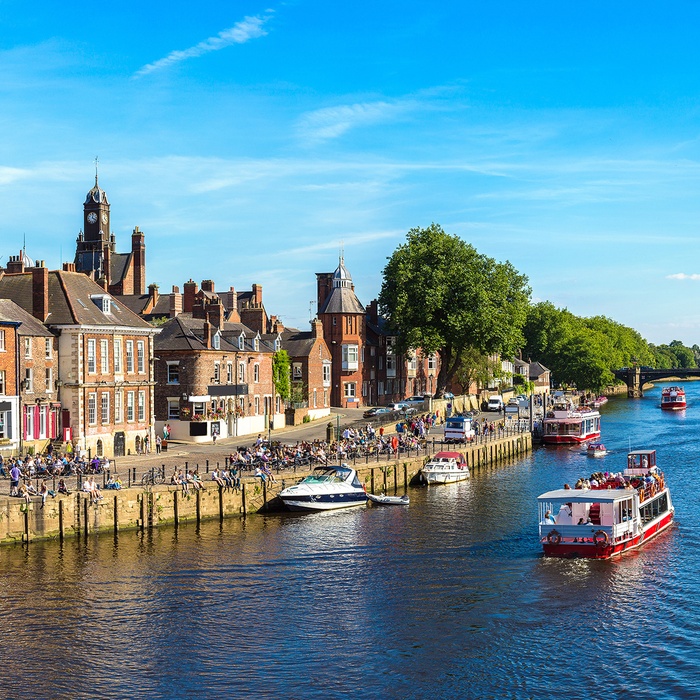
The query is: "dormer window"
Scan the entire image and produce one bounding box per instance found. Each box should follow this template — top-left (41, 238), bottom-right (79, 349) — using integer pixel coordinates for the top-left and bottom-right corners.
top-left (213, 332), bottom-right (221, 350)
top-left (238, 333), bottom-right (245, 351)
top-left (274, 336), bottom-right (281, 352)
top-left (253, 335), bottom-right (260, 351)
top-left (91, 294), bottom-right (111, 314)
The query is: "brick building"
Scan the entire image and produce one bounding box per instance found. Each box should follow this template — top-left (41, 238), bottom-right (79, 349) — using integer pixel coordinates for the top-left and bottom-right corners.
top-left (154, 311), bottom-right (283, 443)
top-left (0, 266), bottom-right (158, 458)
top-left (0, 307), bottom-right (20, 457)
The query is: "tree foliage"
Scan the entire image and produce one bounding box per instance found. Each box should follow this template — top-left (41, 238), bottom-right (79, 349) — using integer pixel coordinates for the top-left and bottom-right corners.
top-left (272, 350), bottom-right (291, 401)
top-left (378, 224), bottom-right (531, 395)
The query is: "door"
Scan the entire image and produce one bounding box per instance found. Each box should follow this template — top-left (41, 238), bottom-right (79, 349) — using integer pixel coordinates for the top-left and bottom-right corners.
top-left (114, 431), bottom-right (126, 457)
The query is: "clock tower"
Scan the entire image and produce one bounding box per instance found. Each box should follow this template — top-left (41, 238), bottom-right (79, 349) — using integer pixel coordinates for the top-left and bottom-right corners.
top-left (75, 168), bottom-right (113, 282)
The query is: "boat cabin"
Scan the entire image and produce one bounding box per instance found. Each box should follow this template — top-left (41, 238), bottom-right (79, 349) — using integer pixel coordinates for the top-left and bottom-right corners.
top-left (626, 449), bottom-right (656, 474)
top-left (300, 466), bottom-right (362, 487)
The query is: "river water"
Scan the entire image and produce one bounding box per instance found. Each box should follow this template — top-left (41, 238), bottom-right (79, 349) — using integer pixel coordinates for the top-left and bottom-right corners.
top-left (1, 384), bottom-right (698, 699)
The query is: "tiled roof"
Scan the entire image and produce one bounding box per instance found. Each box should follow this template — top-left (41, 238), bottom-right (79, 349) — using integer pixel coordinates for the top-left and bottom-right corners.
top-left (319, 286), bottom-right (365, 315)
top-left (155, 314), bottom-right (270, 353)
top-left (0, 270), bottom-right (153, 329)
top-left (0, 298), bottom-right (53, 336)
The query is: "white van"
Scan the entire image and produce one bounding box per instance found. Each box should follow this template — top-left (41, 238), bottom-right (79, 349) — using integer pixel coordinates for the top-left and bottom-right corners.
top-left (487, 396), bottom-right (504, 412)
top-left (444, 415), bottom-right (475, 442)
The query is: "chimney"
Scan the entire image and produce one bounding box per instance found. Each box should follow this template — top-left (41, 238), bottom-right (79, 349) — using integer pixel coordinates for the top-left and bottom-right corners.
top-left (201, 279), bottom-right (215, 294)
top-left (169, 285), bottom-right (182, 318)
top-left (206, 299), bottom-right (225, 329)
top-left (32, 261), bottom-right (49, 322)
top-left (252, 283), bottom-right (262, 306)
top-left (368, 299), bottom-right (379, 325)
top-left (131, 226), bottom-right (146, 295)
top-left (148, 283), bottom-right (159, 306)
top-left (316, 272), bottom-right (333, 314)
top-left (203, 320), bottom-right (212, 349)
top-left (312, 317), bottom-right (323, 339)
top-left (6, 252), bottom-right (25, 274)
top-left (183, 279), bottom-right (198, 313)
top-left (103, 242), bottom-right (112, 290)
top-left (62, 262), bottom-right (76, 272)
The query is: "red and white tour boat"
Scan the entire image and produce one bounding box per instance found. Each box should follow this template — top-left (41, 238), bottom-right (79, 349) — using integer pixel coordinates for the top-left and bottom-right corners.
top-left (660, 386), bottom-right (686, 411)
top-left (537, 449), bottom-right (674, 559)
top-left (542, 404), bottom-right (601, 444)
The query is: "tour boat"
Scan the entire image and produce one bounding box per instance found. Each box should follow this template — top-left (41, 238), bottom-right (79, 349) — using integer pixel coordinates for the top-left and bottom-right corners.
top-left (660, 386), bottom-right (686, 411)
top-left (587, 442), bottom-right (607, 458)
top-left (367, 493), bottom-right (410, 505)
top-left (591, 396), bottom-right (608, 409)
top-left (537, 449), bottom-right (674, 559)
top-left (542, 405), bottom-right (601, 444)
top-left (420, 451), bottom-right (469, 485)
top-left (279, 465), bottom-right (367, 512)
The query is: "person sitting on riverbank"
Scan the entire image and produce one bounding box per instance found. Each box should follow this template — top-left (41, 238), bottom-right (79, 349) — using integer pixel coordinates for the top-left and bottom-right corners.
top-left (211, 469), bottom-right (226, 489)
top-left (105, 476), bottom-right (122, 490)
top-left (18, 483), bottom-right (31, 503)
top-left (254, 466), bottom-right (266, 486)
top-left (57, 479), bottom-right (70, 495)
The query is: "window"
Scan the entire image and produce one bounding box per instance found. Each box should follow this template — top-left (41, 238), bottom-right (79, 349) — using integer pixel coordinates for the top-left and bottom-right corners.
top-left (24, 368), bottom-right (33, 393)
top-left (254, 396), bottom-right (260, 415)
top-left (167, 362), bottom-right (180, 384)
top-left (88, 393), bottom-right (97, 425)
top-left (407, 355), bottom-right (417, 372)
top-left (126, 391), bottom-right (135, 422)
top-left (341, 344), bottom-right (359, 370)
top-left (45, 338), bottom-right (52, 359)
top-left (253, 336), bottom-right (259, 351)
top-left (137, 341), bottom-right (145, 373)
top-left (0, 370), bottom-right (5, 394)
top-left (386, 354), bottom-right (396, 378)
top-left (24, 337), bottom-right (31, 359)
top-left (323, 362), bottom-right (331, 386)
top-left (25, 406), bottom-right (33, 439)
top-left (87, 339), bottom-right (96, 373)
top-left (214, 362), bottom-right (220, 383)
top-left (0, 412), bottom-right (5, 439)
top-left (238, 334), bottom-right (245, 350)
top-left (227, 362), bottom-right (233, 383)
top-left (114, 338), bottom-right (123, 373)
top-left (428, 354), bottom-right (437, 371)
top-left (101, 392), bottom-right (110, 424)
top-left (313, 389), bottom-right (317, 408)
top-left (213, 333), bottom-right (221, 350)
top-left (293, 363), bottom-right (302, 380)
top-left (126, 341), bottom-right (134, 373)
top-left (378, 381), bottom-right (384, 396)
top-left (45, 367), bottom-right (53, 392)
top-left (138, 391), bottom-right (145, 421)
top-left (100, 339), bottom-right (109, 373)
top-left (362, 381), bottom-right (368, 396)
top-left (323, 389), bottom-right (328, 407)
top-left (193, 401), bottom-right (205, 416)
top-left (167, 399), bottom-right (180, 420)
top-left (0, 329), bottom-right (5, 351)
top-left (254, 364), bottom-right (260, 383)
top-left (344, 383), bottom-right (356, 398)
top-left (115, 391), bottom-right (123, 423)
top-left (238, 362), bottom-right (245, 383)
top-left (379, 356), bottom-right (383, 370)
top-left (274, 337), bottom-right (281, 351)
top-left (332, 316), bottom-right (336, 326)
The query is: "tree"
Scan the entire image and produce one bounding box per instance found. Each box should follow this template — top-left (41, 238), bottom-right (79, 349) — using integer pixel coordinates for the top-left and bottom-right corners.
top-left (378, 223), bottom-right (531, 395)
top-left (272, 350), bottom-right (291, 402)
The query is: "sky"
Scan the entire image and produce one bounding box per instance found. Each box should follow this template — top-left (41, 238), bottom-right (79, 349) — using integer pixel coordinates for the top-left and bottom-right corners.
top-left (2, 1), bottom-right (700, 345)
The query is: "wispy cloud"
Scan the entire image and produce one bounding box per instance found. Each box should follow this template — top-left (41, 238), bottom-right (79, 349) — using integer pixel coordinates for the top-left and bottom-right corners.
top-left (667, 273), bottom-right (700, 281)
top-left (296, 99), bottom-right (416, 143)
top-left (134, 11), bottom-right (274, 78)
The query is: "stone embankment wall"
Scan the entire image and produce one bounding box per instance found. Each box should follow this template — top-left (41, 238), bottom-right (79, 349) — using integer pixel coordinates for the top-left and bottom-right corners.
top-left (0, 433), bottom-right (531, 545)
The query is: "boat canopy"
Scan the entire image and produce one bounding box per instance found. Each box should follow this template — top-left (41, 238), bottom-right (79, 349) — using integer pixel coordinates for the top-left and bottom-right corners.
top-left (537, 489), bottom-right (632, 503)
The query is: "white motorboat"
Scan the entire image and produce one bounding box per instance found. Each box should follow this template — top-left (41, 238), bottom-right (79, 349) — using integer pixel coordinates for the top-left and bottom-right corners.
top-left (367, 493), bottom-right (410, 505)
top-left (420, 451), bottom-right (470, 485)
top-left (279, 465), bottom-right (367, 512)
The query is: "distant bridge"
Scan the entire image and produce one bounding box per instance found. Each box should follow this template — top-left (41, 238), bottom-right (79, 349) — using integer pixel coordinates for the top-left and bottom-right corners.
top-left (612, 367), bottom-right (700, 397)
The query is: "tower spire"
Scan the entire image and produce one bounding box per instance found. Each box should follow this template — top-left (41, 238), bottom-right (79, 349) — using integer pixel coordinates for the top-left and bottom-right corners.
top-left (94, 155), bottom-right (99, 186)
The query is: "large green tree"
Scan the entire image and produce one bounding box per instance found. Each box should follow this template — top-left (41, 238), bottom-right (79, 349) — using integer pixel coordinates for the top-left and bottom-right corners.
top-left (378, 223), bottom-right (531, 395)
top-left (272, 350), bottom-right (291, 402)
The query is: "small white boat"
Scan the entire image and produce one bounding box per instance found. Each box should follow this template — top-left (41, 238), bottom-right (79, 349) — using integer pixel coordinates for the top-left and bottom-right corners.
top-left (367, 493), bottom-right (410, 505)
top-left (421, 451), bottom-right (469, 484)
top-left (279, 465), bottom-right (367, 512)
top-left (587, 443), bottom-right (608, 458)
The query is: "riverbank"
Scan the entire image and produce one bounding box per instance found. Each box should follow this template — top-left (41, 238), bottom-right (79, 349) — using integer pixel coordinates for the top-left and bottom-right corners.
top-left (0, 431), bottom-right (531, 545)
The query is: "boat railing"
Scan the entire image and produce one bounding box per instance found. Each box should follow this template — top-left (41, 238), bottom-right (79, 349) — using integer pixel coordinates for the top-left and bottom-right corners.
top-left (540, 522), bottom-right (635, 543)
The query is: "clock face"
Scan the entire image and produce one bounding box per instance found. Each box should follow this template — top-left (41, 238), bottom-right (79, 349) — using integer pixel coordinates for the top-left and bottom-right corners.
top-left (101, 213), bottom-right (108, 224)
top-left (87, 212), bottom-right (97, 224)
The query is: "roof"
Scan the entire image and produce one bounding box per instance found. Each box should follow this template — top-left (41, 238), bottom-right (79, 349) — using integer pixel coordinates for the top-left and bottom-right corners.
top-left (538, 489), bottom-right (633, 503)
top-left (319, 286), bottom-right (365, 315)
top-left (85, 176), bottom-right (109, 205)
top-left (109, 252), bottom-right (131, 285)
top-left (280, 328), bottom-right (318, 358)
top-left (155, 314), bottom-right (269, 353)
top-left (529, 361), bottom-right (550, 377)
top-left (0, 298), bottom-right (53, 336)
top-left (0, 270), bottom-right (153, 329)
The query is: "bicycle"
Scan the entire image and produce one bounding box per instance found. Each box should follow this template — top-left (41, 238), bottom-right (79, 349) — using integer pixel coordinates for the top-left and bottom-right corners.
top-left (141, 467), bottom-right (165, 486)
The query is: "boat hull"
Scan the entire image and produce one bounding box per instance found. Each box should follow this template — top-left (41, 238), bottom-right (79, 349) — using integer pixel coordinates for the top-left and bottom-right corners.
top-left (421, 470), bottom-right (470, 484)
top-left (660, 403), bottom-right (686, 411)
top-left (279, 491), bottom-right (367, 512)
top-left (543, 432), bottom-right (601, 445)
top-left (542, 510), bottom-right (674, 559)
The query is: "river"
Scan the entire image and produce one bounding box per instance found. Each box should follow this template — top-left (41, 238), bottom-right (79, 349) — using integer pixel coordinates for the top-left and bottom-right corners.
top-left (1, 384), bottom-right (698, 699)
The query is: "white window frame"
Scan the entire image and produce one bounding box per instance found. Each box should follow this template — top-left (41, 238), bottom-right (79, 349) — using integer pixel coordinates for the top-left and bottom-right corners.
top-left (24, 368), bottom-right (33, 393)
top-left (24, 337), bottom-right (31, 359)
top-left (126, 391), bottom-right (135, 422)
top-left (88, 393), bottom-right (97, 425)
top-left (114, 338), bottom-right (123, 374)
top-left (138, 391), bottom-right (145, 422)
top-left (100, 339), bottom-right (109, 374)
top-left (126, 341), bottom-right (134, 373)
top-left (344, 382), bottom-right (356, 398)
top-left (45, 367), bottom-right (53, 393)
top-left (101, 392), bottom-right (110, 425)
top-left (341, 344), bottom-right (359, 371)
top-left (0, 329), bottom-right (5, 352)
top-left (45, 338), bottom-right (52, 359)
top-left (137, 340), bottom-right (145, 373)
top-left (323, 362), bottom-right (331, 386)
top-left (115, 390), bottom-right (123, 423)
top-left (87, 339), bottom-right (96, 374)
top-left (254, 364), bottom-right (260, 383)
top-left (167, 361), bottom-right (180, 384)
top-left (167, 399), bottom-right (180, 420)
top-left (0, 370), bottom-right (5, 395)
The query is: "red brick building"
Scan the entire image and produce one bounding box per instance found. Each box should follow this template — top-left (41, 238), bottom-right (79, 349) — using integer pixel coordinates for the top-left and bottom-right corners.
top-left (0, 306), bottom-right (21, 457)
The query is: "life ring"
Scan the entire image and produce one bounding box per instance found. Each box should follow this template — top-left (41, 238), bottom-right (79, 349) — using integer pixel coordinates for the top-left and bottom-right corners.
top-left (593, 530), bottom-right (609, 547)
top-left (638, 489), bottom-right (645, 504)
top-left (546, 529), bottom-right (561, 545)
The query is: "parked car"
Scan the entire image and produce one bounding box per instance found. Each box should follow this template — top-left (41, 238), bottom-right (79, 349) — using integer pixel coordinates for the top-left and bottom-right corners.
top-left (387, 402), bottom-right (409, 412)
top-left (363, 407), bottom-right (392, 418)
top-left (404, 395), bottom-right (429, 405)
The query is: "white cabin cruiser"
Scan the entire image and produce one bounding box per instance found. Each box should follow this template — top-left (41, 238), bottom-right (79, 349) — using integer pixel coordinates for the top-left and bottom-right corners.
top-left (421, 451), bottom-right (470, 485)
top-left (279, 465), bottom-right (367, 512)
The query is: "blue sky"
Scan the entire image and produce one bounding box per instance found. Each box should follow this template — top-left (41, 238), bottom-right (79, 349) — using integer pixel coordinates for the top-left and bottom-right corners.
top-left (2, 1), bottom-right (700, 344)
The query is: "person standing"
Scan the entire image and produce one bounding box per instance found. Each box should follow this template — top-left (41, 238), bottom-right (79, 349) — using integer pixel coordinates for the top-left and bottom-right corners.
top-left (155, 435), bottom-right (162, 454)
top-left (9, 463), bottom-right (21, 496)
